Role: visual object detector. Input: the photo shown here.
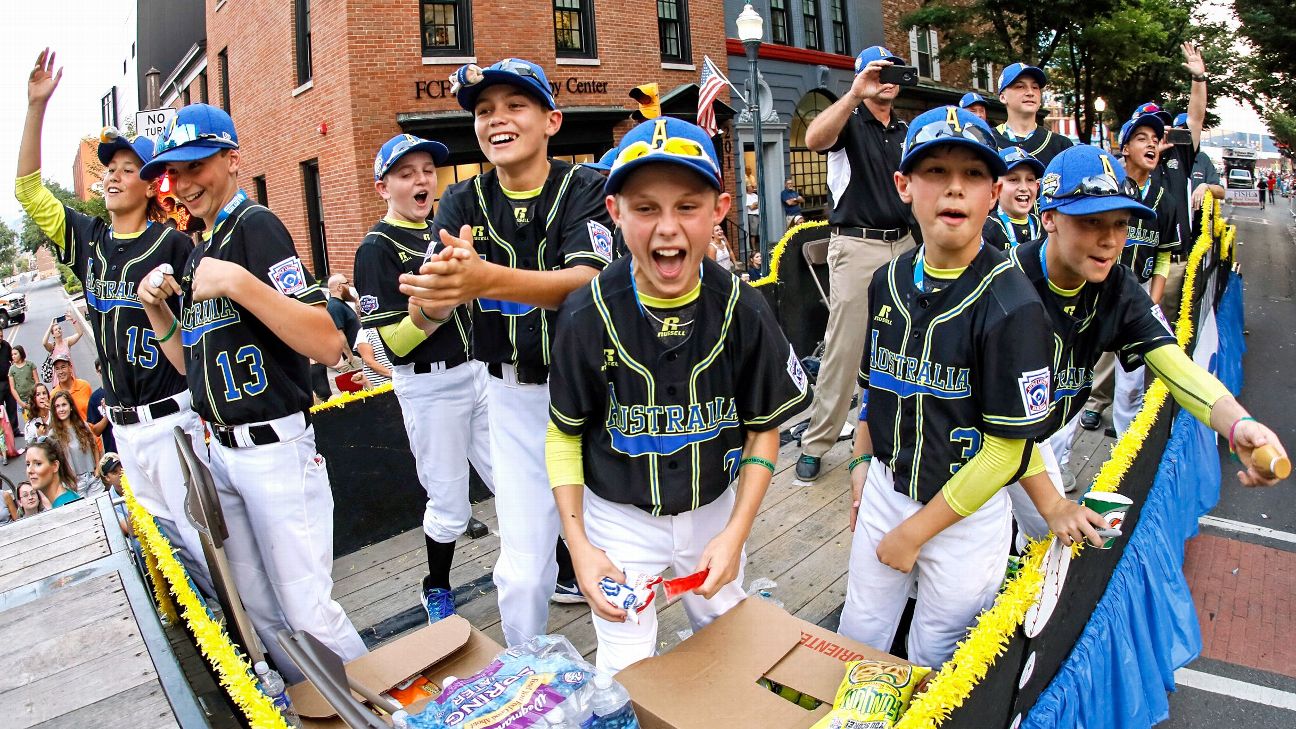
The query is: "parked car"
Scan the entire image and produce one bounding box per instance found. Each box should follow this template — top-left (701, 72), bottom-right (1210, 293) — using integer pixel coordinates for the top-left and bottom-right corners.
top-left (0, 288), bottom-right (27, 328)
top-left (1226, 169), bottom-right (1254, 190)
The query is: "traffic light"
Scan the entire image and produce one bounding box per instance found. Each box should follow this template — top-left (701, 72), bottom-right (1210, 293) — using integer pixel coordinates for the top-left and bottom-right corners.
top-left (630, 83), bottom-right (660, 121)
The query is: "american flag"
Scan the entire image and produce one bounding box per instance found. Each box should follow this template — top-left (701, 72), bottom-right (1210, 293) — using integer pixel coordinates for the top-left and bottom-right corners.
top-left (697, 55), bottom-right (730, 137)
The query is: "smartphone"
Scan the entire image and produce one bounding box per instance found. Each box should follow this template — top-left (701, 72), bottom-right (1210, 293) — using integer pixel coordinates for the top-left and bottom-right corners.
top-left (1166, 127), bottom-right (1193, 146)
top-left (53, 314), bottom-right (67, 324)
top-left (878, 65), bottom-right (920, 87)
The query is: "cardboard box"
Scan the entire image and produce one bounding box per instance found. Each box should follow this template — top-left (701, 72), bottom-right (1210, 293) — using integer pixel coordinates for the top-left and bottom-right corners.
top-left (286, 615), bottom-right (503, 728)
top-left (617, 598), bottom-right (907, 729)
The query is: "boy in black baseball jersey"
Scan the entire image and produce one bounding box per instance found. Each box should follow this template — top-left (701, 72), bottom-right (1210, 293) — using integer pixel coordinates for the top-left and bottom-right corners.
top-left (840, 107), bottom-right (1054, 668)
top-left (1009, 145), bottom-right (1287, 548)
top-left (993, 63), bottom-right (1073, 166)
top-left (16, 48), bottom-right (213, 597)
top-left (400, 59), bottom-right (613, 647)
top-left (353, 134), bottom-right (493, 625)
top-left (982, 146), bottom-right (1044, 250)
top-left (546, 117), bottom-right (808, 672)
top-left (137, 104), bottom-right (366, 682)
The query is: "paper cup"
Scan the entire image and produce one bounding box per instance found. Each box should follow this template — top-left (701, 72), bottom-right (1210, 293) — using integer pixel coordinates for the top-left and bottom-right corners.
top-left (1082, 491), bottom-right (1133, 549)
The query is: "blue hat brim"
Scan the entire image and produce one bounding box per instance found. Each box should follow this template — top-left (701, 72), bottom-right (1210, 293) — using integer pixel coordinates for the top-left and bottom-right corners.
top-left (1120, 116), bottom-right (1165, 148)
top-left (900, 137), bottom-right (1008, 177)
top-left (583, 161), bottom-right (612, 172)
top-left (97, 137), bottom-right (151, 167)
top-left (140, 141), bottom-right (233, 180)
top-left (455, 70), bottom-right (556, 112)
top-left (376, 140), bottom-right (450, 179)
top-left (1040, 195), bottom-right (1155, 220)
top-left (604, 156), bottom-right (722, 196)
top-left (998, 66), bottom-right (1048, 94)
top-left (1004, 158), bottom-right (1046, 177)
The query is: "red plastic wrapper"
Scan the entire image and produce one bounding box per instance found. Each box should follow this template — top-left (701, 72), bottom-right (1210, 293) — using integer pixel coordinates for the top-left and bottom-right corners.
top-left (661, 569), bottom-right (709, 601)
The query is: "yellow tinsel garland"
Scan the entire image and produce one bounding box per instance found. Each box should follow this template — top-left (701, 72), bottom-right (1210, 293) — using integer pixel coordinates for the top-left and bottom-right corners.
top-left (897, 192), bottom-right (1226, 726)
top-left (750, 220), bottom-right (829, 288)
top-left (310, 381), bottom-right (394, 413)
top-left (122, 476), bottom-right (293, 729)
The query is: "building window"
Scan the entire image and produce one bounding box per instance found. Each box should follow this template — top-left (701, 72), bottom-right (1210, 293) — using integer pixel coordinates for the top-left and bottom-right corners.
top-left (770, 0), bottom-right (790, 45)
top-left (909, 27), bottom-right (940, 81)
top-left (295, 0), bottom-right (313, 86)
top-left (972, 60), bottom-right (995, 92)
top-left (253, 175), bottom-right (268, 207)
top-left (790, 90), bottom-right (834, 217)
top-left (218, 48), bottom-right (230, 112)
top-left (803, 1), bottom-right (821, 50)
top-left (181, 87), bottom-right (191, 106)
top-left (199, 69), bottom-right (209, 103)
top-left (422, 0), bottom-right (472, 56)
top-left (554, 1), bottom-right (597, 58)
top-left (100, 87), bottom-right (118, 128)
top-left (657, 0), bottom-right (691, 63)
top-left (829, 0), bottom-right (848, 55)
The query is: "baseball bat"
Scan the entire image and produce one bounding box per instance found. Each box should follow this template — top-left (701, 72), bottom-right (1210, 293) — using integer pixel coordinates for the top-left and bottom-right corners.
top-left (1251, 444), bottom-right (1291, 480)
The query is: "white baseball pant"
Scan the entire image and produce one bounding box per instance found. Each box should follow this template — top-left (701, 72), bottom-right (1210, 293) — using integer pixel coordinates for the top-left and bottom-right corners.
top-left (1005, 440), bottom-right (1066, 551)
top-left (486, 365), bottom-right (560, 647)
top-left (208, 418), bottom-right (367, 684)
top-left (1113, 281), bottom-right (1153, 436)
top-left (839, 459), bottom-right (1011, 668)
top-left (583, 487), bottom-right (747, 674)
top-left (391, 360), bottom-right (494, 543)
top-left (114, 392), bottom-right (216, 597)
top-left (1050, 411), bottom-right (1083, 472)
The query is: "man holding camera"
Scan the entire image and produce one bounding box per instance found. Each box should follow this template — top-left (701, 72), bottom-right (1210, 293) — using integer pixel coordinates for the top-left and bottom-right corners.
top-left (794, 46), bottom-right (916, 481)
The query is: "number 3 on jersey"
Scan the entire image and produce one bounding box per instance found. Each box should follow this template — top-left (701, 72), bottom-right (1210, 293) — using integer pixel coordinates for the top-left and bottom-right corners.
top-left (214, 346), bottom-right (267, 401)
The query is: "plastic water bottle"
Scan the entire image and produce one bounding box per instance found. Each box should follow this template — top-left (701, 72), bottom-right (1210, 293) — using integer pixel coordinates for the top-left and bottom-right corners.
top-left (544, 705), bottom-right (579, 728)
top-left (589, 673), bottom-right (639, 729)
top-left (391, 709), bottom-right (411, 728)
top-left (255, 661), bottom-right (303, 728)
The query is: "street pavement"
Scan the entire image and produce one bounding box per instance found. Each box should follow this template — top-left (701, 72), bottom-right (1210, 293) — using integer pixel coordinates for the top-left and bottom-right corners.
top-left (0, 276), bottom-right (101, 489)
top-left (1163, 194), bottom-right (1296, 727)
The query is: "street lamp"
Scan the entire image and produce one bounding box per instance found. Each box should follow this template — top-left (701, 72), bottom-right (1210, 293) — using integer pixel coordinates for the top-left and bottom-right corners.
top-left (1093, 96), bottom-right (1107, 150)
top-left (736, 4), bottom-right (772, 277)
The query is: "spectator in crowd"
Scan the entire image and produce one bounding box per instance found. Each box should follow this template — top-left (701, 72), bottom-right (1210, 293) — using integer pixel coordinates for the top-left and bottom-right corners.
top-left (48, 390), bottom-right (102, 496)
top-left (85, 359), bottom-right (116, 455)
top-left (26, 439), bottom-right (81, 509)
top-left (0, 324), bottom-right (15, 434)
top-left (1, 482), bottom-right (16, 523)
top-left (781, 178), bottom-right (804, 226)
top-left (353, 327), bottom-right (393, 389)
top-left (1268, 172), bottom-right (1276, 204)
top-left (708, 224), bottom-right (734, 272)
top-left (744, 181), bottom-right (760, 255)
top-left (9, 344), bottom-right (37, 430)
top-left (50, 351), bottom-right (92, 420)
top-left (310, 273), bottom-right (362, 402)
top-left (24, 383), bottom-right (51, 442)
top-left (1257, 176), bottom-right (1267, 209)
top-left (42, 314), bottom-right (83, 362)
top-left (99, 453), bottom-right (134, 541)
top-left (959, 91), bottom-right (989, 121)
top-left (14, 481), bottom-right (51, 519)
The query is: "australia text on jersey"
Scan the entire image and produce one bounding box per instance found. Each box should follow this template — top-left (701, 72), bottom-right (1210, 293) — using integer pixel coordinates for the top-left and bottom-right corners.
top-left (604, 384), bottom-right (739, 457)
top-left (83, 274), bottom-right (143, 312)
top-left (180, 297), bottom-right (242, 347)
top-left (868, 331), bottom-right (971, 398)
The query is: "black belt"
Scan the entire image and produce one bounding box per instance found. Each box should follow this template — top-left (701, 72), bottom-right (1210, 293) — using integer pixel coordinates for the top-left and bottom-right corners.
top-left (487, 361), bottom-right (549, 385)
top-left (108, 395), bottom-right (183, 426)
top-left (832, 226), bottom-right (908, 242)
top-left (210, 411), bottom-right (312, 449)
top-left (411, 350), bottom-right (469, 374)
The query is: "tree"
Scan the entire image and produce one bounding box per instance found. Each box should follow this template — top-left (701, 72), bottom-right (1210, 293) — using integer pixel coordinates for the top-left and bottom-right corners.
top-left (19, 178), bottom-right (107, 254)
top-left (1234, 0), bottom-right (1296, 113)
top-left (1262, 110), bottom-right (1296, 160)
top-left (902, 0), bottom-right (1116, 69)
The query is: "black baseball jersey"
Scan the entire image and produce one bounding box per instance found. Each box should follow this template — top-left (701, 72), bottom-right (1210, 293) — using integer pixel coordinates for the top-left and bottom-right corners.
top-left (352, 219), bottom-right (470, 366)
top-left (859, 245), bottom-right (1053, 503)
top-left (549, 257), bottom-right (810, 516)
top-left (1156, 143), bottom-right (1195, 255)
top-left (431, 161), bottom-right (613, 369)
top-left (178, 193), bottom-right (325, 426)
top-left (59, 209), bottom-right (191, 408)
top-left (991, 124), bottom-right (1074, 167)
top-left (824, 104), bottom-right (912, 230)
top-left (1009, 239), bottom-right (1177, 435)
top-left (1120, 178), bottom-right (1178, 283)
top-left (982, 210), bottom-right (1042, 250)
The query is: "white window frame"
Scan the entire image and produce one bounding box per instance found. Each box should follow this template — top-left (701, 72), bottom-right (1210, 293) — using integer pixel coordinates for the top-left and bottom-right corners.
top-left (908, 26), bottom-right (940, 82)
top-left (971, 59), bottom-right (995, 93)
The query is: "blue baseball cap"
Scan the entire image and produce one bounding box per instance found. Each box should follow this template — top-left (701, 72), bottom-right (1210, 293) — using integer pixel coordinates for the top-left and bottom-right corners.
top-left (373, 134), bottom-right (449, 180)
top-left (139, 104), bottom-right (238, 180)
top-left (584, 148), bottom-right (618, 172)
top-left (1038, 145), bottom-right (1154, 219)
top-left (452, 58), bottom-right (556, 112)
top-left (1119, 115), bottom-right (1164, 148)
top-left (96, 128), bottom-right (155, 167)
top-left (899, 106), bottom-right (1005, 176)
top-left (855, 45), bottom-right (904, 74)
top-left (959, 92), bottom-right (988, 110)
top-left (997, 63), bottom-right (1048, 94)
top-left (1130, 102), bottom-right (1173, 125)
top-left (604, 117), bottom-right (722, 195)
top-left (1172, 112), bottom-right (1188, 128)
top-left (998, 146), bottom-right (1045, 177)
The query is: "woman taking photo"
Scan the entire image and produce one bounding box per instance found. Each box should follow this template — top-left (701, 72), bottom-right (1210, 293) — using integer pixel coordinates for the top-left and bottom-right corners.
top-left (26, 440), bottom-right (81, 509)
top-left (24, 383), bottom-right (51, 442)
top-left (49, 390), bottom-right (101, 495)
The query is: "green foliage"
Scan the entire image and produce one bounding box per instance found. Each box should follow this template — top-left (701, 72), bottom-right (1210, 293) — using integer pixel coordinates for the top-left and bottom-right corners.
top-left (19, 178), bottom-right (107, 255)
top-left (1234, 0), bottom-right (1296, 113)
top-left (1262, 110), bottom-right (1296, 160)
top-left (56, 262), bottom-right (82, 295)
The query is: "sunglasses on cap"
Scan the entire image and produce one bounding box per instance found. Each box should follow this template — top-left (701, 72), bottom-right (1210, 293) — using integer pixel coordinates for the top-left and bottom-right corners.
top-left (1000, 147), bottom-right (1035, 166)
top-left (1049, 172), bottom-right (1138, 200)
top-left (909, 117), bottom-right (997, 149)
top-left (156, 123), bottom-right (230, 154)
top-left (613, 137), bottom-right (717, 171)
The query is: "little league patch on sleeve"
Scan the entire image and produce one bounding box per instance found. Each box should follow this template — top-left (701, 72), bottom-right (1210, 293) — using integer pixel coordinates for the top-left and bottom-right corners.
top-left (1151, 304), bottom-right (1173, 334)
top-left (268, 256), bottom-right (308, 296)
top-left (587, 220), bottom-right (613, 262)
top-left (1018, 367), bottom-right (1052, 418)
top-left (787, 350), bottom-right (808, 392)
top-left (359, 295), bottom-right (380, 316)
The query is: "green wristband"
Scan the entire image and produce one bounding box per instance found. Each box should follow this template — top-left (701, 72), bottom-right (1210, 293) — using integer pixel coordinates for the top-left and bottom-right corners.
top-left (418, 307), bottom-right (452, 325)
top-left (848, 454), bottom-right (873, 472)
top-left (739, 456), bottom-right (775, 474)
top-left (155, 318), bottom-right (180, 344)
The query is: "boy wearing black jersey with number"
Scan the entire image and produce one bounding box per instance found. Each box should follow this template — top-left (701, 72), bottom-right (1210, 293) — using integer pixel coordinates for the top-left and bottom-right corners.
top-left (982, 147), bottom-right (1044, 250)
top-left (840, 107), bottom-right (1054, 668)
top-left (137, 104), bottom-right (366, 682)
top-left (545, 117), bottom-right (809, 672)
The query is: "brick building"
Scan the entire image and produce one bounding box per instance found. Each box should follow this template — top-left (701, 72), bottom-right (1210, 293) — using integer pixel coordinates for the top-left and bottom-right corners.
top-left (180, 0), bottom-right (731, 278)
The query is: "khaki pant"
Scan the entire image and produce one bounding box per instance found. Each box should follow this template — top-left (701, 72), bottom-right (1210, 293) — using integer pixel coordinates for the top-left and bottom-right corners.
top-left (1160, 259), bottom-right (1190, 331)
top-left (1085, 352), bottom-right (1115, 414)
top-left (801, 231), bottom-right (916, 456)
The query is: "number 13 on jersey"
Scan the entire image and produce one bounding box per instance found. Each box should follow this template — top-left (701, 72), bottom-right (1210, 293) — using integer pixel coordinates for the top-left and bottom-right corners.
top-left (214, 345), bottom-right (267, 401)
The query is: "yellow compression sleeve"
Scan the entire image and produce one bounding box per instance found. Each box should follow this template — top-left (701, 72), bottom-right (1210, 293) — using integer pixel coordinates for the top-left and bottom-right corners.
top-left (942, 434), bottom-right (1029, 517)
top-left (376, 316), bottom-right (430, 357)
top-left (1144, 344), bottom-right (1231, 424)
top-left (1153, 251), bottom-right (1172, 279)
top-left (1024, 444), bottom-right (1047, 478)
top-left (15, 170), bottom-right (67, 247)
top-left (545, 421), bottom-right (585, 488)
